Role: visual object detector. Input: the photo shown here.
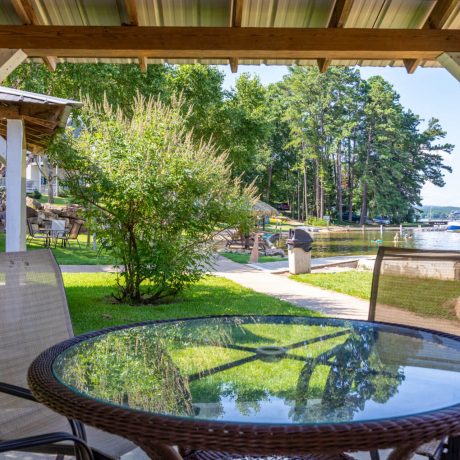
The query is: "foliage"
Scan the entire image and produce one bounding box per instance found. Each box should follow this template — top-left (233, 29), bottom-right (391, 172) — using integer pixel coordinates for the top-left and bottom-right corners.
top-left (31, 190), bottom-right (42, 199)
top-left (63, 273), bottom-right (319, 334)
top-left (50, 95), bottom-right (255, 304)
top-left (305, 216), bottom-right (328, 227)
top-left (6, 62), bottom-right (453, 226)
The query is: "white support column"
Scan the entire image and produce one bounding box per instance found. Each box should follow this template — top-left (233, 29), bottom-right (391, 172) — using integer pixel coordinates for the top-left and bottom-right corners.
top-left (5, 119), bottom-right (27, 252)
top-left (0, 49), bottom-right (28, 83)
top-left (0, 135), bottom-right (5, 164)
top-left (438, 52), bottom-right (460, 82)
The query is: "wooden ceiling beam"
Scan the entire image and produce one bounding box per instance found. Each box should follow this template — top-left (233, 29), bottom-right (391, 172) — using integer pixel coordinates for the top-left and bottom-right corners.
top-left (139, 56), bottom-right (148, 72)
top-left (329, 0), bottom-right (354, 28)
top-left (124, 0), bottom-right (139, 26)
top-left (11, 0), bottom-right (59, 71)
top-left (317, 58), bottom-right (330, 73)
top-left (42, 55), bottom-right (57, 71)
top-left (321, 1), bottom-right (355, 72)
top-left (0, 49), bottom-right (27, 82)
top-left (0, 26), bottom-right (457, 60)
top-left (403, 58), bottom-right (421, 74)
top-left (425, 0), bottom-right (458, 29)
top-left (229, 0), bottom-right (244, 73)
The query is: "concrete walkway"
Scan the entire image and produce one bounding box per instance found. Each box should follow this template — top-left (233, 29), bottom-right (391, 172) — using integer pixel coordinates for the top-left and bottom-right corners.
top-left (213, 257), bottom-right (369, 319)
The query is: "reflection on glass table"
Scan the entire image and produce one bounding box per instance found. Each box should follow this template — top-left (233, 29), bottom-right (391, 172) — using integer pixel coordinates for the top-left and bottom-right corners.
top-left (31, 316), bottom-right (460, 459)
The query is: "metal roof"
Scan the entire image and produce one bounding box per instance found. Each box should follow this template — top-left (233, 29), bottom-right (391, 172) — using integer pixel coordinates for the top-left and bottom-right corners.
top-left (0, 85), bottom-right (82, 152)
top-left (0, 0), bottom-right (459, 68)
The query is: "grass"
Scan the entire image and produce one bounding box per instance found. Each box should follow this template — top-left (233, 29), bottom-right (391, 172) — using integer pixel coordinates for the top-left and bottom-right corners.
top-left (36, 195), bottom-right (73, 206)
top-left (0, 233), bottom-right (115, 265)
top-left (291, 270), bottom-right (460, 320)
top-left (221, 252), bottom-right (287, 264)
top-left (64, 273), bottom-right (320, 335)
top-left (291, 271), bottom-right (373, 300)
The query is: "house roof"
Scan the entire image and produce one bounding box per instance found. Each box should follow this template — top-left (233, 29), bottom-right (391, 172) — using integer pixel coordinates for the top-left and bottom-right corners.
top-left (0, 85), bottom-right (82, 152)
top-left (1, 1), bottom-right (460, 73)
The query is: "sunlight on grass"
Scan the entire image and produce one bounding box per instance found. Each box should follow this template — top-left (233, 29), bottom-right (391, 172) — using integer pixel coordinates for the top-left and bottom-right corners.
top-left (221, 252), bottom-right (287, 264)
top-left (291, 271), bottom-right (373, 300)
top-left (63, 273), bottom-right (320, 335)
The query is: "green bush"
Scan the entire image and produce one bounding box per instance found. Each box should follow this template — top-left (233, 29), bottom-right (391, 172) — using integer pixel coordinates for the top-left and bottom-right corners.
top-left (32, 190), bottom-right (42, 200)
top-left (305, 216), bottom-right (328, 227)
top-left (50, 95), bottom-right (255, 305)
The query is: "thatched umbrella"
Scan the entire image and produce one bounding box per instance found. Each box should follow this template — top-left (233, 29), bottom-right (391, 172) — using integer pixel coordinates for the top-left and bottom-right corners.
top-left (252, 200), bottom-right (278, 217)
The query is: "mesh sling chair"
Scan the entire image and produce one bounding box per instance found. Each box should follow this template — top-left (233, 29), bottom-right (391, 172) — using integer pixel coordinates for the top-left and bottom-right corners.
top-left (0, 249), bottom-right (137, 459)
top-left (369, 246), bottom-right (460, 460)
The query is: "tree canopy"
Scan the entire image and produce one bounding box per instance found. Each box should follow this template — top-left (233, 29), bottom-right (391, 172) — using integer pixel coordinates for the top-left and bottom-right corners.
top-left (6, 62), bottom-right (453, 224)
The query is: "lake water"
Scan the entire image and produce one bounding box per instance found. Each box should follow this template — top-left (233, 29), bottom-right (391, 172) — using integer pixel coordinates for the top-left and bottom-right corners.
top-left (308, 230), bottom-right (460, 258)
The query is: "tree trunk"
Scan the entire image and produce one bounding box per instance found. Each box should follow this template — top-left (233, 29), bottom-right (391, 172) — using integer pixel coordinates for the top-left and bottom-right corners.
top-left (348, 139), bottom-right (354, 223)
top-left (297, 170), bottom-right (301, 221)
top-left (265, 163), bottom-right (273, 201)
top-left (47, 175), bottom-right (55, 204)
top-left (359, 180), bottom-right (368, 225)
top-left (315, 160), bottom-right (320, 217)
top-left (303, 162), bottom-right (308, 219)
top-left (336, 141), bottom-right (343, 222)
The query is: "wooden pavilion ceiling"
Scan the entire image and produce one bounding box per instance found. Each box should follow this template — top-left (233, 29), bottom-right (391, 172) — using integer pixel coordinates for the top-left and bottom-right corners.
top-left (1, 0), bottom-right (460, 74)
top-left (0, 87), bottom-right (82, 152)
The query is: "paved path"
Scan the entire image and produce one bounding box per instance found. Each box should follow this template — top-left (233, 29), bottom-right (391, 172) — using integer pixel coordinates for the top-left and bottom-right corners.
top-left (213, 257), bottom-right (369, 319)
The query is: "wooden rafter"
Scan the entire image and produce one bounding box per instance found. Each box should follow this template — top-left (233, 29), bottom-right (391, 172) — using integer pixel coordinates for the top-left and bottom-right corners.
top-left (139, 56), bottom-right (148, 72)
top-left (317, 58), bottom-right (329, 73)
top-left (229, 0), bottom-right (244, 73)
top-left (10, 0), bottom-right (59, 72)
top-left (406, 0), bottom-right (458, 73)
top-left (1, 26), bottom-right (457, 61)
top-left (0, 49), bottom-right (27, 82)
top-left (329, 0), bottom-right (354, 28)
top-left (319, 0), bottom-right (354, 72)
top-left (425, 0), bottom-right (458, 29)
top-left (403, 58), bottom-right (421, 74)
top-left (124, 0), bottom-right (139, 26)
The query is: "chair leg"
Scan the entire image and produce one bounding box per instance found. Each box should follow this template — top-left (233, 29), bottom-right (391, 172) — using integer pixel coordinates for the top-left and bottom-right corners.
top-left (370, 450), bottom-right (380, 460)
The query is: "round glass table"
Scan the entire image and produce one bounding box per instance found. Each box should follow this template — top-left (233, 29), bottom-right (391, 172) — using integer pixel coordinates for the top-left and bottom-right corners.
top-left (28, 316), bottom-right (460, 460)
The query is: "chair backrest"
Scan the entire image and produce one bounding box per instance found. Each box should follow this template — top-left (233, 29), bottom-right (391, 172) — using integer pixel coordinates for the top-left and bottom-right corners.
top-left (69, 221), bottom-right (83, 240)
top-left (369, 246), bottom-right (460, 335)
top-left (26, 218), bottom-right (35, 236)
top-left (0, 250), bottom-right (73, 439)
top-left (51, 219), bottom-right (66, 237)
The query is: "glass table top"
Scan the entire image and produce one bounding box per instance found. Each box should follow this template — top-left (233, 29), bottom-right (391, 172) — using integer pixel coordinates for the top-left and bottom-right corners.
top-left (53, 316), bottom-right (460, 425)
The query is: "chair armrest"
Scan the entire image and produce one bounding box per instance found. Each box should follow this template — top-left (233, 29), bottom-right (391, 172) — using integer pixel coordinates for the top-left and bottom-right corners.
top-left (0, 382), bottom-right (37, 402)
top-left (0, 432), bottom-right (94, 460)
top-left (0, 382), bottom-right (87, 441)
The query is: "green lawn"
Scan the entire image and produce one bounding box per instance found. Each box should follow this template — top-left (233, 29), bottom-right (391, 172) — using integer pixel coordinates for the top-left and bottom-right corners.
top-left (221, 252), bottom-right (287, 264)
top-left (0, 233), bottom-right (115, 265)
top-left (291, 270), bottom-right (460, 320)
top-left (37, 195), bottom-right (73, 206)
top-left (291, 271), bottom-right (373, 300)
top-left (64, 273), bottom-right (319, 335)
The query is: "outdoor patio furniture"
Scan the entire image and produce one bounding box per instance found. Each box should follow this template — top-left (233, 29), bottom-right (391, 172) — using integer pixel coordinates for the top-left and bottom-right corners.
top-left (369, 246), bottom-right (460, 460)
top-left (26, 218), bottom-right (50, 246)
top-left (0, 249), bottom-right (137, 459)
top-left (28, 315), bottom-right (460, 460)
top-left (65, 220), bottom-right (83, 248)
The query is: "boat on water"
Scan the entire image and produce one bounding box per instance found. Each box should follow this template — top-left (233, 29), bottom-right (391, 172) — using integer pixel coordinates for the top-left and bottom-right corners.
top-left (447, 211), bottom-right (460, 232)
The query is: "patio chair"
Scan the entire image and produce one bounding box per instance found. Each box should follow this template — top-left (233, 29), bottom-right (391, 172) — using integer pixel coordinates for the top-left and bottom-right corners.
top-left (0, 249), bottom-right (138, 459)
top-left (26, 218), bottom-right (50, 246)
top-left (369, 246), bottom-right (460, 460)
top-left (65, 220), bottom-right (83, 248)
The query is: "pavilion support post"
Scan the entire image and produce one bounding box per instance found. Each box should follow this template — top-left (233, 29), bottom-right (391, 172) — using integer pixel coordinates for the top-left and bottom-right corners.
top-left (5, 119), bottom-right (27, 252)
top-left (438, 52), bottom-right (460, 81)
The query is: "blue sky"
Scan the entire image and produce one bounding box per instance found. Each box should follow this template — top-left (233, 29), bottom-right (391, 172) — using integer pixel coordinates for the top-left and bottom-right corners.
top-left (219, 65), bottom-right (460, 207)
